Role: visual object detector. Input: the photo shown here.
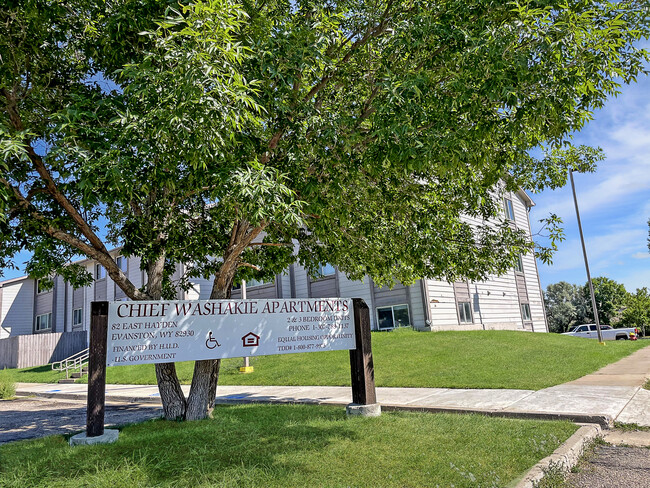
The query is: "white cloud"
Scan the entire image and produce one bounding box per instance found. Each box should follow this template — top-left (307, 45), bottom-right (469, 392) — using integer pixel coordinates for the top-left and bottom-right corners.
top-left (535, 72), bottom-right (650, 291)
top-left (632, 252), bottom-right (650, 260)
top-left (610, 123), bottom-right (650, 150)
top-left (547, 227), bottom-right (645, 271)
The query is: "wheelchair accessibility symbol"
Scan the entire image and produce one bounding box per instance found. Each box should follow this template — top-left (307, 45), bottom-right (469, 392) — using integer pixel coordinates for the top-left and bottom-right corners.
top-left (205, 331), bottom-right (221, 349)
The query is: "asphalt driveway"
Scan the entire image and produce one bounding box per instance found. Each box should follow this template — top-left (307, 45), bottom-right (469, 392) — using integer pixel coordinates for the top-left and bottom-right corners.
top-left (0, 397), bottom-right (162, 444)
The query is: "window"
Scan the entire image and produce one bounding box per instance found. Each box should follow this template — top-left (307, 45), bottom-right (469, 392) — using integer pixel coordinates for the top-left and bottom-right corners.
top-left (317, 263), bottom-right (336, 278)
top-left (504, 198), bottom-right (515, 221)
top-left (247, 277), bottom-right (273, 287)
top-left (73, 308), bottom-right (83, 327)
top-left (376, 304), bottom-right (410, 330)
top-left (35, 313), bottom-right (52, 331)
top-left (116, 256), bottom-right (127, 272)
top-left (458, 302), bottom-right (473, 324)
top-left (521, 303), bottom-right (532, 321)
top-left (95, 264), bottom-right (106, 280)
top-left (514, 255), bottom-right (524, 273)
top-left (36, 279), bottom-right (50, 294)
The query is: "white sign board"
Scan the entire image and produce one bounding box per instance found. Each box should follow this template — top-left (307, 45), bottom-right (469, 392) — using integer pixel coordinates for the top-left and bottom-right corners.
top-left (106, 298), bottom-right (355, 366)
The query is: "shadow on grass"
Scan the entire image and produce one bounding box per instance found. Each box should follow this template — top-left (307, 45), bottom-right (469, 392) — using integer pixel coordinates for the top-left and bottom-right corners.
top-left (0, 404), bottom-right (581, 488)
top-left (0, 404), bottom-right (358, 487)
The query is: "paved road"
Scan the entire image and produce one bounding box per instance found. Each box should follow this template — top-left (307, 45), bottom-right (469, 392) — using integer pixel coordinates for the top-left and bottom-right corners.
top-left (0, 397), bottom-right (162, 444)
top-left (564, 445), bottom-right (650, 488)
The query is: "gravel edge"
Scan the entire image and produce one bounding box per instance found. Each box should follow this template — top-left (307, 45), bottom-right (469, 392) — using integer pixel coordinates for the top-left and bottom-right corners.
top-left (513, 423), bottom-right (602, 488)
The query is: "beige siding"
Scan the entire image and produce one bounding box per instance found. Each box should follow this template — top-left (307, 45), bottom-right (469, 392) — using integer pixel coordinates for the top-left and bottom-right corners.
top-left (232, 282), bottom-right (277, 299)
top-left (292, 263), bottom-right (309, 298)
top-left (471, 274), bottom-right (524, 329)
top-left (1, 279), bottom-right (34, 336)
top-left (187, 276), bottom-right (212, 300)
top-left (83, 262), bottom-right (95, 338)
top-left (308, 276), bottom-right (335, 298)
top-left (408, 282), bottom-right (425, 328)
top-left (279, 271), bottom-right (291, 298)
top-left (426, 280), bottom-right (460, 328)
top-left (127, 256), bottom-right (143, 289)
top-left (35, 287), bottom-right (53, 319)
top-left (338, 275), bottom-right (375, 328)
top-left (374, 283), bottom-right (408, 308)
top-left (54, 275), bottom-right (65, 332)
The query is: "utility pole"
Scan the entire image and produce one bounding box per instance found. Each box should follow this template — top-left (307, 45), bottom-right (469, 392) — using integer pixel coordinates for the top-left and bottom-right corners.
top-left (240, 280), bottom-right (253, 372)
top-left (569, 170), bottom-right (604, 344)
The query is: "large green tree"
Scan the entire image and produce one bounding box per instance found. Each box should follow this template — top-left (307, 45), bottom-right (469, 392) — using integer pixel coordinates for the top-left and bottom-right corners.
top-left (544, 281), bottom-right (578, 333)
top-left (578, 277), bottom-right (629, 326)
top-left (2, 0), bottom-right (649, 420)
top-left (620, 287), bottom-right (650, 336)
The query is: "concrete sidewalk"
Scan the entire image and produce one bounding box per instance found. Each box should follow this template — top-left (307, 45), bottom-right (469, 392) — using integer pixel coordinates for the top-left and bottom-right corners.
top-left (14, 382), bottom-right (648, 428)
top-left (15, 344), bottom-right (650, 428)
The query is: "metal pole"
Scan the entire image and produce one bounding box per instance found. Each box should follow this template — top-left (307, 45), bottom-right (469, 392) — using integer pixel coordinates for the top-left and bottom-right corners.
top-left (241, 280), bottom-right (250, 370)
top-left (569, 170), bottom-right (604, 344)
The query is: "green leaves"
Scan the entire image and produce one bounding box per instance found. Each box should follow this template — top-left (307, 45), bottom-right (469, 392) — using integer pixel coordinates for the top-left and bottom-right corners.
top-left (2, 0), bottom-right (649, 290)
top-left (219, 161), bottom-right (304, 227)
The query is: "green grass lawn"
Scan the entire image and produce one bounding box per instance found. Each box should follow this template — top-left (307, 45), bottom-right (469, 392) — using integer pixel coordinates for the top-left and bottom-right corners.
top-left (6, 330), bottom-right (649, 390)
top-left (0, 404), bottom-right (578, 488)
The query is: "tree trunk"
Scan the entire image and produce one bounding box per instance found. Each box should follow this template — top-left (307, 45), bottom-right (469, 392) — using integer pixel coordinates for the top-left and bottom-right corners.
top-left (147, 253), bottom-right (188, 420)
top-left (184, 265), bottom-right (234, 420)
top-left (185, 359), bottom-right (221, 420)
top-left (155, 362), bottom-right (187, 420)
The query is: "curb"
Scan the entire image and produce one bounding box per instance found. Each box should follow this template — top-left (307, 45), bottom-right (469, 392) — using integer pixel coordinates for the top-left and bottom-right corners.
top-left (379, 404), bottom-right (613, 429)
top-left (513, 423), bottom-right (602, 488)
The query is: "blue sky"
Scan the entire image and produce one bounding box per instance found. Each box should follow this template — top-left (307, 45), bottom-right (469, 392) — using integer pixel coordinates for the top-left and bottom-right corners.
top-left (531, 74), bottom-right (650, 293)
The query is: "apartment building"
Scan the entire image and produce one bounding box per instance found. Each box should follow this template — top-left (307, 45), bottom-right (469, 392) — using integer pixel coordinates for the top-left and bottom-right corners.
top-left (0, 188), bottom-right (547, 339)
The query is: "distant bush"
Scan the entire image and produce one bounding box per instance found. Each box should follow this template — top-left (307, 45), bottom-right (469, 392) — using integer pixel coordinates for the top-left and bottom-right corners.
top-left (0, 370), bottom-right (16, 399)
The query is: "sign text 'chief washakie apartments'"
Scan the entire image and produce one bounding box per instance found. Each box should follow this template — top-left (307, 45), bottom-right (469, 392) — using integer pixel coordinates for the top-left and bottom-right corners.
top-left (107, 298), bottom-right (356, 366)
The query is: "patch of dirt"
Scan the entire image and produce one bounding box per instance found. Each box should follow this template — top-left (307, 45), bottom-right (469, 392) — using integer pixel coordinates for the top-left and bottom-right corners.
top-left (564, 444), bottom-right (650, 488)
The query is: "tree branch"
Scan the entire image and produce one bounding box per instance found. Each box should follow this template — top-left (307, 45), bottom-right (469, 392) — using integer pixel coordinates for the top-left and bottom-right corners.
top-left (247, 242), bottom-right (292, 247)
top-left (259, 3), bottom-right (398, 165)
top-left (0, 176), bottom-right (148, 300)
top-left (2, 87), bottom-right (112, 256)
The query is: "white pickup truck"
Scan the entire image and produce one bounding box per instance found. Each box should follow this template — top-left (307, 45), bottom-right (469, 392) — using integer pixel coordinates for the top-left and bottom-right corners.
top-left (562, 324), bottom-right (639, 341)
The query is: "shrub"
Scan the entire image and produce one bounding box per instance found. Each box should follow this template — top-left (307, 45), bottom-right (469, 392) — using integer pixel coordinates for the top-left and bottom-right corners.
top-left (0, 370), bottom-right (16, 399)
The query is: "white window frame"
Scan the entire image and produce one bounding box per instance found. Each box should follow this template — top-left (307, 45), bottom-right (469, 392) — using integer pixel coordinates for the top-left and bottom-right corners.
top-left (504, 198), bottom-right (515, 221)
top-left (458, 302), bottom-right (473, 324)
top-left (247, 277), bottom-right (274, 288)
top-left (116, 256), bottom-right (128, 273)
top-left (72, 308), bottom-right (83, 327)
top-left (521, 303), bottom-right (532, 322)
top-left (35, 313), bottom-right (52, 332)
top-left (36, 279), bottom-right (50, 294)
top-left (376, 304), bottom-right (410, 330)
top-left (316, 263), bottom-right (336, 278)
top-left (514, 255), bottom-right (524, 274)
top-left (95, 264), bottom-right (106, 280)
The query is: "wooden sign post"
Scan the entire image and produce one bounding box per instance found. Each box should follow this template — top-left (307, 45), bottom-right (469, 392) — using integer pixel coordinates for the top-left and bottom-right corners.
top-left (75, 298), bottom-right (379, 444)
top-left (87, 301), bottom-right (109, 436)
top-left (347, 298), bottom-right (380, 416)
top-left (69, 301), bottom-right (117, 445)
